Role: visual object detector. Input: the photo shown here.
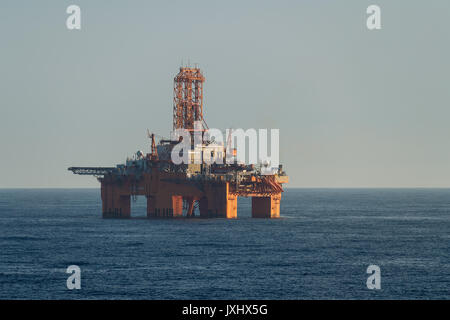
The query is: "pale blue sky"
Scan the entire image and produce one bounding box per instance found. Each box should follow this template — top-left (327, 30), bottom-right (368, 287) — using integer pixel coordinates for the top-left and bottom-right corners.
top-left (0, 0), bottom-right (449, 187)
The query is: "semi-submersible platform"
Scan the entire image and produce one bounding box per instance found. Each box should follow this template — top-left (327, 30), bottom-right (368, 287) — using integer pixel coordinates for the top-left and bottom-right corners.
top-left (69, 67), bottom-right (288, 219)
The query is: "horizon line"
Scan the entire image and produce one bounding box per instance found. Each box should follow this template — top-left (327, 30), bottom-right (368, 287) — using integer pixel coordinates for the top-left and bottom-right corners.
top-left (0, 186), bottom-right (449, 190)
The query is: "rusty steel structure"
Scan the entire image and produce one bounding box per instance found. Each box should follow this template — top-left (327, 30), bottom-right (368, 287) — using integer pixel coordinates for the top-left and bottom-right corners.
top-left (173, 67), bottom-right (206, 132)
top-left (69, 66), bottom-right (288, 219)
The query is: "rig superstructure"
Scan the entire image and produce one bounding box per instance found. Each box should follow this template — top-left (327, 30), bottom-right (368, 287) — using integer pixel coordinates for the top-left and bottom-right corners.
top-left (69, 67), bottom-right (288, 219)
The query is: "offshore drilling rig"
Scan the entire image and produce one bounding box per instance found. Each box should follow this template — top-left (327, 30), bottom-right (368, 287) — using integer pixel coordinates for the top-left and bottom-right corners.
top-left (69, 67), bottom-right (288, 219)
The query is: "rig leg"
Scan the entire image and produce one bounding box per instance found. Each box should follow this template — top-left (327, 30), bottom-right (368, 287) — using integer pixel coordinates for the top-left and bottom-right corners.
top-left (147, 194), bottom-right (183, 218)
top-left (226, 194), bottom-right (238, 219)
top-left (204, 182), bottom-right (237, 218)
top-left (251, 194), bottom-right (281, 218)
top-left (101, 183), bottom-right (131, 218)
top-left (199, 197), bottom-right (209, 218)
top-left (146, 195), bottom-right (156, 218)
top-left (172, 195), bottom-right (183, 217)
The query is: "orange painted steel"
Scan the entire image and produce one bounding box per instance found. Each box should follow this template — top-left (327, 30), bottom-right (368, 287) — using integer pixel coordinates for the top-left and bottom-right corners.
top-left (99, 173), bottom-right (244, 219)
top-left (173, 67), bottom-right (206, 132)
top-left (71, 66), bottom-right (288, 219)
top-left (251, 194), bottom-right (281, 218)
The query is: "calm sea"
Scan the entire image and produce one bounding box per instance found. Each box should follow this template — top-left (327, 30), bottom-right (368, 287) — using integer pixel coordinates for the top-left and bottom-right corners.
top-left (0, 188), bottom-right (449, 299)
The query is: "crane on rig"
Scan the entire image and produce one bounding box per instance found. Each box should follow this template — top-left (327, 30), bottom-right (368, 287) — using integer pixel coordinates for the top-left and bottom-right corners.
top-left (146, 129), bottom-right (159, 161)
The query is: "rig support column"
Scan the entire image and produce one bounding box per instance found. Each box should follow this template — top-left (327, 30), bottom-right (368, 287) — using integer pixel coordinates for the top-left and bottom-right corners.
top-left (204, 182), bottom-right (237, 218)
top-left (199, 197), bottom-right (209, 218)
top-left (147, 193), bottom-right (183, 218)
top-left (172, 195), bottom-right (183, 217)
top-left (226, 194), bottom-right (238, 219)
top-left (101, 183), bottom-right (131, 218)
top-left (251, 194), bottom-right (281, 218)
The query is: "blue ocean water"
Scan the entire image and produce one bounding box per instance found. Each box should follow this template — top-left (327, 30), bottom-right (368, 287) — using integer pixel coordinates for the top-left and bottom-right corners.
top-left (0, 188), bottom-right (449, 299)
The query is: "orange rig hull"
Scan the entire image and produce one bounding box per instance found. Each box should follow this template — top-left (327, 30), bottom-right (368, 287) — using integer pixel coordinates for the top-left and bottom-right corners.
top-left (98, 170), bottom-right (287, 219)
top-left (68, 66), bottom-right (288, 218)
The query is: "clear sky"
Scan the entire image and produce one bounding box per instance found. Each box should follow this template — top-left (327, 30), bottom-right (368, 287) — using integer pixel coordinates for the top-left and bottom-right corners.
top-left (0, 0), bottom-right (449, 188)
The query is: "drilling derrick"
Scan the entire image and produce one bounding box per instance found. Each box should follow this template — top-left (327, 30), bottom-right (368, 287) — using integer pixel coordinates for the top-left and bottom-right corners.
top-left (173, 67), bottom-right (206, 132)
top-left (68, 65), bottom-right (288, 219)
